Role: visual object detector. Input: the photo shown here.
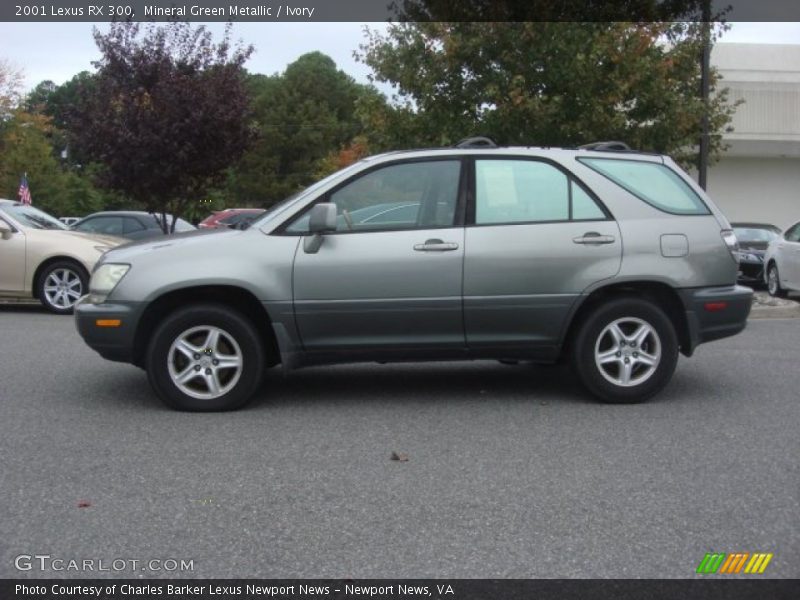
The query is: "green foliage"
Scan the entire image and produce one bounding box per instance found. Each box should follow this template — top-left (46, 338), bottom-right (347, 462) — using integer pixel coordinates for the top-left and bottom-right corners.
top-left (67, 22), bottom-right (255, 232)
top-left (0, 110), bottom-right (105, 217)
top-left (225, 52), bottom-right (384, 207)
top-left (358, 22), bottom-right (738, 168)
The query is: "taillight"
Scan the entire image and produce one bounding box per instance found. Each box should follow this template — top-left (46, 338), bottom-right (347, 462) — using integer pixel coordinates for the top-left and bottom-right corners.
top-left (721, 229), bottom-right (739, 263)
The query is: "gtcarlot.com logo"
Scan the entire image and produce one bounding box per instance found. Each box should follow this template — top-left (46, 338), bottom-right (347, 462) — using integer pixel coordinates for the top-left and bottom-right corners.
top-left (14, 554), bottom-right (194, 573)
top-left (696, 552), bottom-right (773, 575)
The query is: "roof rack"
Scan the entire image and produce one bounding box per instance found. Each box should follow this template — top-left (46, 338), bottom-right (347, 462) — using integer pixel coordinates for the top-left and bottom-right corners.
top-left (579, 141), bottom-right (633, 152)
top-left (454, 136), bottom-right (498, 149)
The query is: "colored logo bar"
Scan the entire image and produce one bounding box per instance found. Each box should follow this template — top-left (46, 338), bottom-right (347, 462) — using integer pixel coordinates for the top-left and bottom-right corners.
top-left (696, 552), bottom-right (773, 574)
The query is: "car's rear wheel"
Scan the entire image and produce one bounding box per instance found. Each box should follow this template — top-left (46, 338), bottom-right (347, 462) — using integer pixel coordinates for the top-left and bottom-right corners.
top-left (145, 304), bottom-right (265, 411)
top-left (767, 264), bottom-right (787, 298)
top-left (571, 298), bottom-right (679, 404)
top-left (37, 261), bottom-right (88, 314)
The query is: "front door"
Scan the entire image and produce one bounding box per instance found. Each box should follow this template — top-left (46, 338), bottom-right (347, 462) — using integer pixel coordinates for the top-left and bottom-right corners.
top-left (463, 158), bottom-right (622, 356)
top-left (291, 159), bottom-right (466, 353)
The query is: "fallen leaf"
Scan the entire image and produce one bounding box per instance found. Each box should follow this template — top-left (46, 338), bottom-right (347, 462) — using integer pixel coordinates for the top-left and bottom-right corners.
top-left (390, 451), bottom-right (409, 462)
top-left (77, 501), bottom-right (91, 508)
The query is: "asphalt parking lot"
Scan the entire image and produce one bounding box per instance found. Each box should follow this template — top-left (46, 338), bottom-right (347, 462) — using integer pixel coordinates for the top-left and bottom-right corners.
top-left (0, 306), bottom-right (798, 579)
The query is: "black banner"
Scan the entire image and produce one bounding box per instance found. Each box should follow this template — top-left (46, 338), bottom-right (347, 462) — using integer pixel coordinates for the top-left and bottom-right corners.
top-left (2, 579), bottom-right (800, 600)
top-left (2, 0), bottom-right (800, 23)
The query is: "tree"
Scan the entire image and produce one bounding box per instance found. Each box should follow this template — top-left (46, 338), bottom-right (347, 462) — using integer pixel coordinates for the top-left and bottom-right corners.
top-left (358, 21), bottom-right (738, 168)
top-left (0, 58), bottom-right (23, 119)
top-left (68, 22), bottom-right (254, 232)
top-left (225, 53), bottom-right (384, 206)
top-left (0, 110), bottom-right (103, 216)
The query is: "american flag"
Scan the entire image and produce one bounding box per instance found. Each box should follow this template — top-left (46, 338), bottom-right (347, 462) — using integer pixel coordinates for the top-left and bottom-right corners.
top-left (18, 174), bottom-right (32, 205)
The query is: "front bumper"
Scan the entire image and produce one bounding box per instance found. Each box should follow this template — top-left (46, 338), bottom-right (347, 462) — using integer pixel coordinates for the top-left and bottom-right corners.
top-left (74, 296), bottom-right (144, 363)
top-left (679, 285), bottom-right (753, 356)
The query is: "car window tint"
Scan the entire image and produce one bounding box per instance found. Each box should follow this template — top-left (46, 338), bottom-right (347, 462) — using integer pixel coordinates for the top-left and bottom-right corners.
top-left (733, 227), bottom-right (778, 243)
top-left (571, 181), bottom-right (606, 220)
top-left (579, 158), bottom-right (709, 215)
top-left (123, 217), bottom-right (146, 234)
top-left (334, 161), bottom-right (460, 232)
top-left (785, 223), bottom-right (800, 242)
top-left (286, 161), bottom-right (460, 233)
top-left (475, 160), bottom-right (568, 224)
top-left (77, 216), bottom-right (123, 235)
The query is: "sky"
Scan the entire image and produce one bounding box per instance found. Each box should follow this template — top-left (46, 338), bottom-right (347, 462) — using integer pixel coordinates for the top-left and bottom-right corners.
top-left (1, 21), bottom-right (799, 92)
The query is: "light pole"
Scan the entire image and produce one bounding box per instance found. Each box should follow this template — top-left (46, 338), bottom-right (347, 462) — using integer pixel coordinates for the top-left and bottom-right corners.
top-left (698, 0), bottom-right (712, 190)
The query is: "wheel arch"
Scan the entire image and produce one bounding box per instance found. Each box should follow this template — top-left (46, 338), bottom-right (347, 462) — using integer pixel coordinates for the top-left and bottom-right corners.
top-left (31, 256), bottom-right (89, 299)
top-left (560, 280), bottom-right (691, 359)
top-left (132, 285), bottom-right (279, 369)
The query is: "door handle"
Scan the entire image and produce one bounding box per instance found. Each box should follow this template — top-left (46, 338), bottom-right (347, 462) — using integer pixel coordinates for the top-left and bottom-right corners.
top-left (573, 232), bottom-right (616, 245)
top-left (413, 239), bottom-right (459, 252)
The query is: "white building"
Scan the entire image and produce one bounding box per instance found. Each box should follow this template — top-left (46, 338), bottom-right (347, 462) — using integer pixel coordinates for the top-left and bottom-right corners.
top-left (707, 43), bottom-right (800, 229)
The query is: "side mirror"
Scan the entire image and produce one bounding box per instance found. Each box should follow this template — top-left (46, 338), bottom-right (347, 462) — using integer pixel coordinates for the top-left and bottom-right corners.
top-left (304, 203), bottom-right (337, 254)
top-left (0, 220), bottom-right (13, 240)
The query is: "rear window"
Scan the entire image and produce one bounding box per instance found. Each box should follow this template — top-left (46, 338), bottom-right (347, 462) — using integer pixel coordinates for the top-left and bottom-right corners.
top-left (578, 158), bottom-right (709, 215)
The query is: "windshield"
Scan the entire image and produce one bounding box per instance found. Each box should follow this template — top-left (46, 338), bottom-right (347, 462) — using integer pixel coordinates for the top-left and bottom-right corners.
top-left (0, 203), bottom-right (67, 230)
top-left (733, 226), bottom-right (780, 243)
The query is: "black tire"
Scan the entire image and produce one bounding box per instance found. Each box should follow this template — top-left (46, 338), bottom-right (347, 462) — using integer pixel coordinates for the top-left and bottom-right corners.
top-left (37, 260), bottom-right (88, 314)
top-left (767, 264), bottom-right (787, 298)
top-left (571, 297), bottom-right (679, 404)
top-left (145, 304), bottom-right (265, 411)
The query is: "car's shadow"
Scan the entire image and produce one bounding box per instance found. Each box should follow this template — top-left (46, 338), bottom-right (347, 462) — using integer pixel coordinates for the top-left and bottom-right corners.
top-left (249, 361), bottom-right (593, 410)
top-left (89, 360), bottom-right (595, 412)
top-left (86, 358), bottom-right (714, 413)
top-left (0, 303), bottom-right (48, 314)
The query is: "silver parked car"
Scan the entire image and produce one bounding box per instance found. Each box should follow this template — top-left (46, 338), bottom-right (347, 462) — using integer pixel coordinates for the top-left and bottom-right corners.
top-left (75, 140), bottom-right (752, 411)
top-left (764, 219), bottom-right (800, 297)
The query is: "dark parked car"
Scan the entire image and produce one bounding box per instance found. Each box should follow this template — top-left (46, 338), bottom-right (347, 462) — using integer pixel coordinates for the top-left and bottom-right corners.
top-left (198, 208), bottom-right (266, 230)
top-left (72, 211), bottom-right (195, 240)
top-left (731, 223), bottom-right (781, 287)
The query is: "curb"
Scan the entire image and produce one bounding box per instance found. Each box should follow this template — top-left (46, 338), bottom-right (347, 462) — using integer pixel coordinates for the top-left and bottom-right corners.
top-left (749, 305), bottom-right (800, 319)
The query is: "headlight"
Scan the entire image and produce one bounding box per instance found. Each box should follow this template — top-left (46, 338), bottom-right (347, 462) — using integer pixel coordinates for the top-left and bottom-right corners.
top-left (88, 263), bottom-right (130, 304)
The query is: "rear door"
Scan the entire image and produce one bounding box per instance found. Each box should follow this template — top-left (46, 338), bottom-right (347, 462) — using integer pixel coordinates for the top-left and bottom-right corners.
top-left (463, 157), bottom-right (621, 356)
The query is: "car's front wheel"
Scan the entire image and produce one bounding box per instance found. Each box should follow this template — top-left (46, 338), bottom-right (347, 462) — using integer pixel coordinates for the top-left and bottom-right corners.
top-left (767, 264), bottom-right (787, 298)
top-left (37, 261), bottom-right (88, 314)
top-left (145, 304), bottom-right (266, 411)
top-left (571, 298), bottom-right (679, 404)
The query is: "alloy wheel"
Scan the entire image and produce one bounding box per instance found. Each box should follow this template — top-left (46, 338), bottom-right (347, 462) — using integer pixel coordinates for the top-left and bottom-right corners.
top-left (167, 325), bottom-right (243, 400)
top-left (594, 317), bottom-right (662, 388)
top-left (43, 268), bottom-right (83, 310)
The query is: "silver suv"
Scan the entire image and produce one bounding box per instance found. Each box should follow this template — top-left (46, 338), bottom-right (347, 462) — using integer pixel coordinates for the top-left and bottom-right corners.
top-left (75, 140), bottom-right (752, 411)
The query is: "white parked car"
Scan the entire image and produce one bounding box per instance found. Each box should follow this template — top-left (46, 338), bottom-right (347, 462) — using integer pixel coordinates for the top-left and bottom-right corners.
top-left (764, 220), bottom-right (800, 297)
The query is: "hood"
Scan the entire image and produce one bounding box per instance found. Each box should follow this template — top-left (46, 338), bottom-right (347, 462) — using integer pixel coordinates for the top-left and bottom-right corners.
top-left (101, 227), bottom-right (239, 261)
top-left (60, 229), bottom-right (128, 246)
top-left (28, 228), bottom-right (126, 247)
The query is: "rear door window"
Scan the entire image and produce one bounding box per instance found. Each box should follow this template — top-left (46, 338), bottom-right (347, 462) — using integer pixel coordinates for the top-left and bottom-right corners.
top-left (473, 159), bottom-right (608, 225)
top-left (578, 158), bottom-right (709, 215)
